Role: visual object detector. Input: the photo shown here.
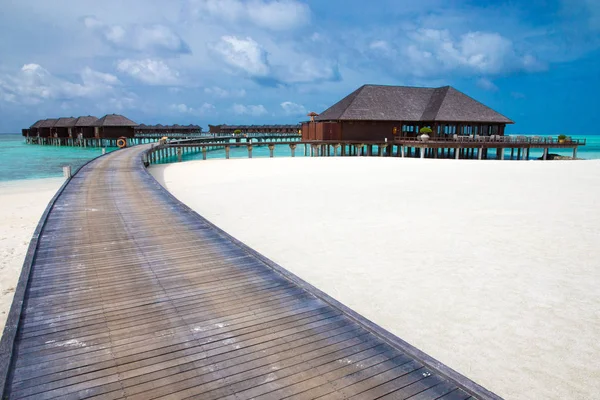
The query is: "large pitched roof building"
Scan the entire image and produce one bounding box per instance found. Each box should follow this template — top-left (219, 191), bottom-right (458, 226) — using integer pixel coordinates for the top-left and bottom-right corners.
top-left (303, 85), bottom-right (513, 141)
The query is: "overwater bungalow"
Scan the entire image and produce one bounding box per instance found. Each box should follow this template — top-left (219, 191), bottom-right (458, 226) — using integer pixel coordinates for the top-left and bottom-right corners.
top-left (134, 124), bottom-right (202, 134)
top-left (25, 119), bottom-right (45, 137)
top-left (74, 116), bottom-right (99, 138)
top-left (209, 124), bottom-right (301, 134)
top-left (302, 85), bottom-right (513, 141)
top-left (38, 118), bottom-right (58, 138)
top-left (93, 114), bottom-right (138, 138)
top-left (51, 117), bottom-right (77, 138)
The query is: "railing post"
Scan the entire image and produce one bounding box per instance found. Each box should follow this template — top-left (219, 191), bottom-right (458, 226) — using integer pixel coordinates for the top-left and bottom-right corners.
top-left (248, 144), bottom-right (253, 158)
top-left (380, 143), bottom-right (388, 157)
top-left (202, 146), bottom-right (207, 160)
top-left (356, 144), bottom-right (364, 156)
top-left (268, 144), bottom-right (275, 158)
top-left (225, 145), bottom-right (230, 159)
top-left (333, 144), bottom-right (340, 156)
top-left (177, 147), bottom-right (183, 162)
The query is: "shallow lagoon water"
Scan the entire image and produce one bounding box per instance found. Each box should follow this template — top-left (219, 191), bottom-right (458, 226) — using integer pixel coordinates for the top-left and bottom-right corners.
top-left (1, 133), bottom-right (599, 181)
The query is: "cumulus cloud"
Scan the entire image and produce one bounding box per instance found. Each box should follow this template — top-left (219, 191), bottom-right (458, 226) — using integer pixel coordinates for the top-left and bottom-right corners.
top-left (370, 40), bottom-right (396, 57)
top-left (0, 64), bottom-right (120, 105)
top-left (83, 16), bottom-right (190, 55)
top-left (280, 101), bottom-right (306, 115)
top-left (476, 77), bottom-right (498, 91)
top-left (282, 59), bottom-right (340, 84)
top-left (187, 0), bottom-right (310, 30)
top-left (402, 29), bottom-right (544, 77)
top-left (204, 86), bottom-right (246, 98)
top-left (212, 36), bottom-right (271, 77)
top-left (170, 102), bottom-right (216, 115)
top-left (212, 35), bottom-right (340, 85)
top-left (232, 103), bottom-right (267, 116)
top-left (116, 59), bottom-right (180, 85)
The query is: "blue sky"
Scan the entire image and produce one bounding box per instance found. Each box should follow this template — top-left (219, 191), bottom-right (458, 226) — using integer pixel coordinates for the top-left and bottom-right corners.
top-left (0, 0), bottom-right (598, 134)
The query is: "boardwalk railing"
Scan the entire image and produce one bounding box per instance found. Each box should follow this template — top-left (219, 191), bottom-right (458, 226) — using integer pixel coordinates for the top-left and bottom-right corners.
top-left (145, 136), bottom-right (585, 164)
top-left (396, 135), bottom-right (586, 145)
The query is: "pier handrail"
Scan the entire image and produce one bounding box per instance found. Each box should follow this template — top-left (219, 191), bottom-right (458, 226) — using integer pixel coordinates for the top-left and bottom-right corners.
top-left (395, 136), bottom-right (586, 145)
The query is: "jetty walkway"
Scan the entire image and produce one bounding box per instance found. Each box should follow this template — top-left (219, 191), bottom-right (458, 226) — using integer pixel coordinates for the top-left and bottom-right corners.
top-left (0, 145), bottom-right (499, 399)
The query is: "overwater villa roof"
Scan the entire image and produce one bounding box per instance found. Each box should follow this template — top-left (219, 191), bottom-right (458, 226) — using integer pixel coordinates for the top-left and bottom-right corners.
top-left (39, 118), bottom-right (58, 128)
top-left (94, 114), bottom-right (138, 127)
top-left (316, 85), bottom-right (514, 124)
top-left (74, 116), bottom-right (99, 127)
top-left (53, 117), bottom-right (77, 128)
top-left (30, 119), bottom-right (46, 129)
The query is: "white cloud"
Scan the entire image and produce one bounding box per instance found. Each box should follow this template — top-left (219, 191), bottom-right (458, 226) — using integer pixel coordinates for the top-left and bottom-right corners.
top-left (212, 36), bottom-right (339, 84)
top-left (81, 67), bottom-right (121, 86)
top-left (0, 64), bottom-right (119, 105)
top-left (280, 101), bottom-right (306, 115)
top-left (232, 103), bottom-right (267, 116)
top-left (83, 16), bottom-right (189, 54)
top-left (403, 29), bottom-right (545, 77)
top-left (204, 86), bottom-right (246, 98)
top-left (476, 77), bottom-right (498, 91)
top-left (282, 59), bottom-right (340, 83)
top-left (187, 0), bottom-right (310, 30)
top-left (370, 40), bottom-right (395, 56)
top-left (213, 36), bottom-right (270, 77)
top-left (116, 59), bottom-right (180, 85)
top-left (170, 102), bottom-right (216, 115)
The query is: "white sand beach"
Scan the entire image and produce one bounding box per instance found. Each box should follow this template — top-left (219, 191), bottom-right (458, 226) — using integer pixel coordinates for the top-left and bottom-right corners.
top-left (0, 178), bottom-right (63, 333)
top-left (151, 157), bottom-right (600, 400)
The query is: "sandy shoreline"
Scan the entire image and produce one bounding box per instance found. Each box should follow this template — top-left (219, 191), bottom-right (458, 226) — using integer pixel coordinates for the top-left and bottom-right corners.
top-left (0, 178), bottom-right (64, 333)
top-left (151, 157), bottom-right (600, 400)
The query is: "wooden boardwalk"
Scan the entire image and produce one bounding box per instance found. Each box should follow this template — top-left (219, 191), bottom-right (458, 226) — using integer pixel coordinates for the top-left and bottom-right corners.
top-left (0, 145), bottom-right (498, 399)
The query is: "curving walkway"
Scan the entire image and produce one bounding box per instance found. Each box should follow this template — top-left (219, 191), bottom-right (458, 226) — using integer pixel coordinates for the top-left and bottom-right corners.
top-left (0, 145), bottom-right (493, 399)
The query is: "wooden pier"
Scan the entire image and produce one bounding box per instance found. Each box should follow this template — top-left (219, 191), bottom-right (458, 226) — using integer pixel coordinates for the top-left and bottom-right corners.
top-left (24, 133), bottom-right (302, 148)
top-left (144, 135), bottom-right (586, 165)
top-left (0, 145), bottom-right (500, 399)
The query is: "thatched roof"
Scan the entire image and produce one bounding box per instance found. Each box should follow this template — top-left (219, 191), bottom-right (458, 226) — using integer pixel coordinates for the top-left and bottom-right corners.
top-left (54, 117), bottom-right (77, 128)
top-left (316, 85), bottom-right (513, 124)
top-left (94, 114), bottom-right (138, 127)
top-left (75, 116), bottom-right (99, 127)
top-left (39, 118), bottom-right (58, 128)
top-left (30, 119), bottom-right (46, 129)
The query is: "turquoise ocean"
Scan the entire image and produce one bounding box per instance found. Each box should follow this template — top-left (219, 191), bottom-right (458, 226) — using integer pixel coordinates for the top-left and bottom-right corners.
top-left (1, 133), bottom-right (599, 182)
